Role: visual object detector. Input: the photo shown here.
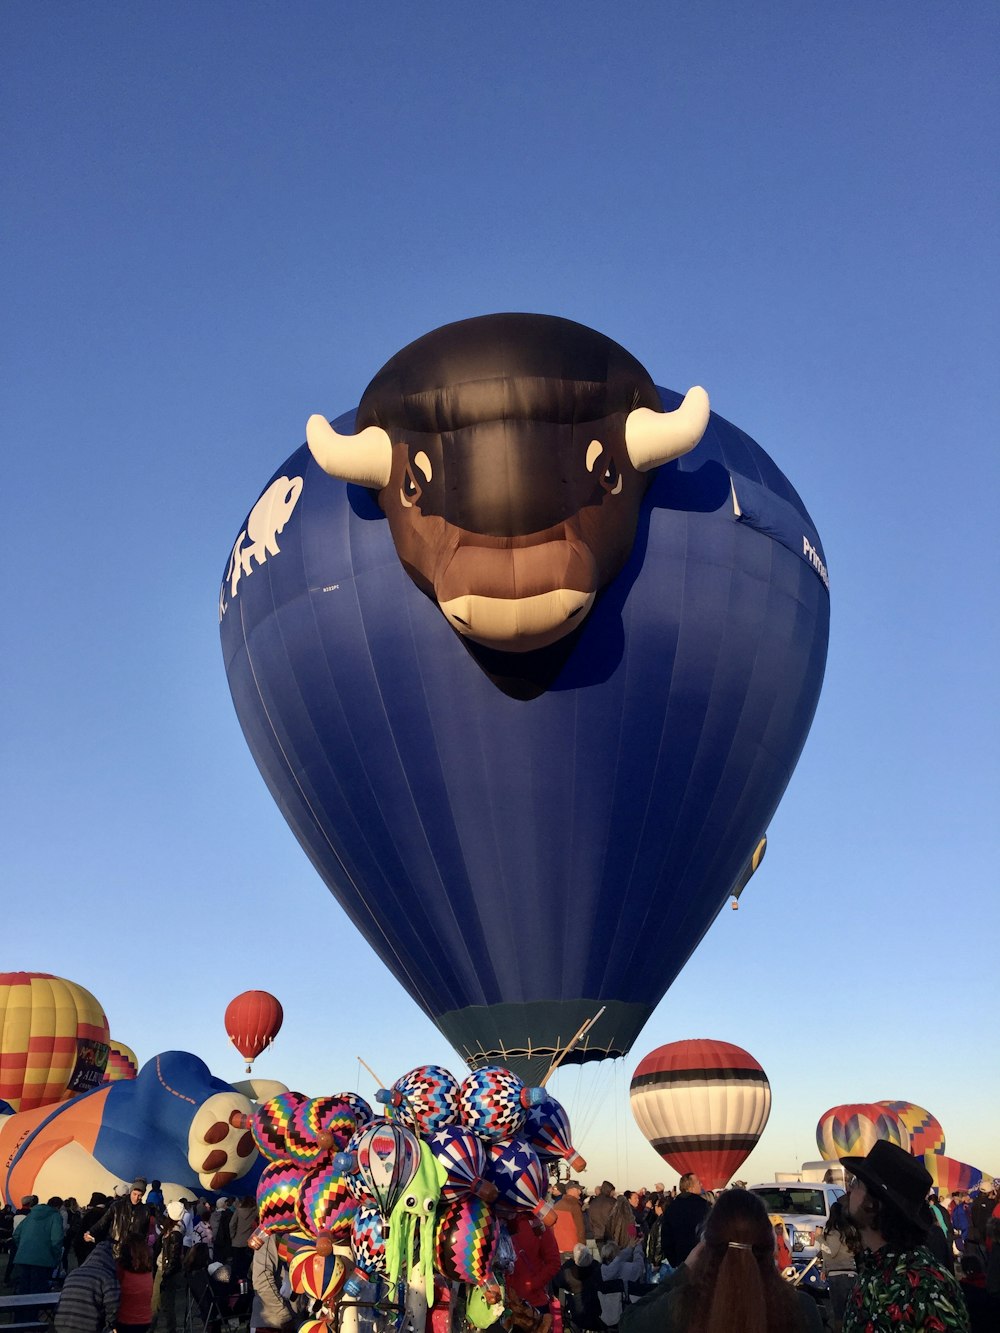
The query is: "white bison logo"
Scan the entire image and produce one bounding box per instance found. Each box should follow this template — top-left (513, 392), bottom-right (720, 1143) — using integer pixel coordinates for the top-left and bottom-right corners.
top-left (219, 474), bottom-right (303, 619)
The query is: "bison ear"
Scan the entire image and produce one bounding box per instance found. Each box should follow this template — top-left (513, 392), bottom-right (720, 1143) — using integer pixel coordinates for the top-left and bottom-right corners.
top-left (306, 415), bottom-right (393, 490)
top-left (625, 387), bottom-right (710, 472)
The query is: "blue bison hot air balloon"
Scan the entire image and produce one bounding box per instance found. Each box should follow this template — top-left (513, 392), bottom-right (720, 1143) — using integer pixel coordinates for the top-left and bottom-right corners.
top-left (219, 313), bottom-right (829, 1081)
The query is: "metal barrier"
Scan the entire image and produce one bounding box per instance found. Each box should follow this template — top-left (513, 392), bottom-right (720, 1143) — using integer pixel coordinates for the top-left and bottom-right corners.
top-left (0, 1291), bottom-right (60, 1331)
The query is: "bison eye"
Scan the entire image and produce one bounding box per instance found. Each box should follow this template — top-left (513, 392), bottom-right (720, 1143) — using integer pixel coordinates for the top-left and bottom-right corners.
top-left (600, 458), bottom-right (623, 496)
top-left (400, 466), bottom-right (422, 509)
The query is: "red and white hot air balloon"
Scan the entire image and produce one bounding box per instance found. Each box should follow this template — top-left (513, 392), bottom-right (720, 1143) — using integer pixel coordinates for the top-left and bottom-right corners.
top-left (630, 1039), bottom-right (771, 1190)
top-left (225, 990), bottom-right (283, 1072)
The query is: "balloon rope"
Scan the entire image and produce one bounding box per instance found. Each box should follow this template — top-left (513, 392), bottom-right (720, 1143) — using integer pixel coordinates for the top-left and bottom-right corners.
top-left (540, 1007), bottom-right (606, 1087)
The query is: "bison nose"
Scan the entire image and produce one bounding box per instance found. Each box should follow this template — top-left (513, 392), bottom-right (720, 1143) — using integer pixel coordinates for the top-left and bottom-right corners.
top-left (441, 588), bottom-right (595, 653)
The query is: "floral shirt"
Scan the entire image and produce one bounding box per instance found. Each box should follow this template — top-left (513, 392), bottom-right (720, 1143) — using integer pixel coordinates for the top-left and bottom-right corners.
top-left (843, 1244), bottom-right (969, 1332)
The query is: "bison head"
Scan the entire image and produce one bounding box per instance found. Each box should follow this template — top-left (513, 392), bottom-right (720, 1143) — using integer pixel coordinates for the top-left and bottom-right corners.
top-left (306, 313), bottom-right (708, 653)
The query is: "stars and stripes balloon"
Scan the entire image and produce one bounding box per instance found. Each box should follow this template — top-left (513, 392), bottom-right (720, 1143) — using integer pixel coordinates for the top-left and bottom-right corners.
top-left (426, 1124), bottom-right (498, 1203)
top-left (522, 1095), bottom-right (586, 1171)
top-left (485, 1137), bottom-right (555, 1225)
top-left (629, 1039), bottom-right (772, 1190)
top-left (378, 1065), bottom-right (461, 1137)
top-left (877, 1101), bottom-right (946, 1156)
top-left (816, 1103), bottom-right (909, 1161)
top-left (434, 1194), bottom-right (500, 1286)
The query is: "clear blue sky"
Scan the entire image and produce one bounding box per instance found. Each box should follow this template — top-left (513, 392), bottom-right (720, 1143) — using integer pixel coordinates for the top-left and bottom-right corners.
top-left (3, 2), bottom-right (998, 1189)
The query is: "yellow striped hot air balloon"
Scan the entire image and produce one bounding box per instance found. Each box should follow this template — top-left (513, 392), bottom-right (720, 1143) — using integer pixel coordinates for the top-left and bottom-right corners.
top-left (0, 972), bottom-right (111, 1112)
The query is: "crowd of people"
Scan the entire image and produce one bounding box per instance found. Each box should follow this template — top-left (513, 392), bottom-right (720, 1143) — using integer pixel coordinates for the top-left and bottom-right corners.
top-left (1, 1180), bottom-right (263, 1333)
top-left (1, 1146), bottom-right (997, 1333)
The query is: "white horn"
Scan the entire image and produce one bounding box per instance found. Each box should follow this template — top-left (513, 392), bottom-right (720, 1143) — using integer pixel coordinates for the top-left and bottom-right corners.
top-left (306, 415), bottom-right (393, 489)
top-left (625, 386), bottom-right (711, 473)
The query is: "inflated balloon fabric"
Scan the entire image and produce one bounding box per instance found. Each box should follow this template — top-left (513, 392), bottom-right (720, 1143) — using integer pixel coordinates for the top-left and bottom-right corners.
top-left (220, 313), bottom-right (830, 1081)
top-left (434, 1194), bottom-right (499, 1286)
top-left (522, 1095), bottom-right (584, 1168)
top-left (290, 1096), bottom-right (359, 1162)
top-left (296, 1159), bottom-right (358, 1241)
top-left (460, 1067), bottom-right (529, 1143)
top-left (629, 1040), bottom-right (771, 1190)
top-left (257, 1159), bottom-right (307, 1233)
top-left (877, 1101), bottom-right (946, 1156)
top-left (426, 1124), bottom-right (491, 1201)
top-left (385, 1065), bottom-right (460, 1136)
top-left (289, 1249), bottom-right (349, 1301)
top-left (816, 1104), bottom-right (909, 1161)
top-left (485, 1137), bottom-right (549, 1218)
top-left (103, 1040), bottom-right (139, 1083)
top-left (0, 973), bottom-right (110, 1111)
top-left (350, 1203), bottom-right (387, 1279)
top-left (251, 1092), bottom-right (308, 1163)
top-left (353, 1120), bottom-right (421, 1218)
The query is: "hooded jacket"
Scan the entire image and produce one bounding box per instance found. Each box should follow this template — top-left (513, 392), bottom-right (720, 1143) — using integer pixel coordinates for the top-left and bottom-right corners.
top-left (54, 1240), bottom-right (120, 1333)
top-left (13, 1203), bottom-right (64, 1268)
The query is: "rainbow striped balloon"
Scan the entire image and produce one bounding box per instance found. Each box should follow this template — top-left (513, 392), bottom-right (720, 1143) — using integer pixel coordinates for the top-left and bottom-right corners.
top-left (252, 1091), bottom-right (309, 1163)
top-left (434, 1194), bottom-right (499, 1286)
top-left (816, 1103), bottom-right (910, 1161)
top-left (289, 1249), bottom-right (350, 1301)
top-left (923, 1153), bottom-right (989, 1195)
top-left (287, 1096), bottom-right (360, 1165)
top-left (296, 1160), bottom-right (358, 1242)
top-left (103, 1039), bottom-right (139, 1083)
top-left (257, 1159), bottom-right (308, 1233)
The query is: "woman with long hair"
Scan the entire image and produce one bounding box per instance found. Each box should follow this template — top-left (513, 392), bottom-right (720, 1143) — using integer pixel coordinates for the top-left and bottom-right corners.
top-left (116, 1235), bottom-right (154, 1333)
top-left (818, 1198), bottom-right (858, 1332)
top-left (665, 1189), bottom-right (822, 1333)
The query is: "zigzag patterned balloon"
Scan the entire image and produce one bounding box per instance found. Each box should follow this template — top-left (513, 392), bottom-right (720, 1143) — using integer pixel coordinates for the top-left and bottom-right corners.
top-left (522, 1095), bottom-right (586, 1170)
top-left (816, 1103), bottom-right (909, 1160)
top-left (426, 1124), bottom-right (496, 1202)
top-left (257, 1159), bottom-right (308, 1233)
top-left (352, 1119), bottom-right (421, 1217)
top-left (350, 1203), bottom-right (387, 1280)
top-left (460, 1067), bottom-right (542, 1143)
top-left (877, 1101), bottom-right (946, 1156)
top-left (251, 1091), bottom-right (309, 1163)
top-left (485, 1136), bottom-right (554, 1224)
top-left (380, 1065), bottom-right (460, 1136)
top-left (276, 1229), bottom-right (315, 1264)
top-left (290, 1096), bottom-right (360, 1164)
top-left (296, 1159), bottom-right (358, 1242)
top-left (435, 1194), bottom-right (499, 1286)
top-left (336, 1092), bottom-right (374, 1127)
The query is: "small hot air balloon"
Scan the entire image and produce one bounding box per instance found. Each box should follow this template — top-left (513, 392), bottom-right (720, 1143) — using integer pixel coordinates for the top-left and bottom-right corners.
top-left (249, 1091), bottom-right (309, 1163)
top-left (434, 1194), bottom-right (500, 1286)
top-left (225, 990), bottom-right (283, 1072)
top-left (629, 1039), bottom-right (771, 1190)
top-left (877, 1101), bottom-right (945, 1156)
top-left (289, 1249), bottom-right (350, 1302)
top-left (522, 1095), bottom-right (586, 1171)
top-left (484, 1137), bottom-right (554, 1225)
top-left (296, 1159), bottom-right (358, 1243)
top-left (377, 1065), bottom-right (461, 1136)
top-left (257, 1159), bottom-right (308, 1234)
top-left (288, 1097), bottom-right (359, 1165)
top-left (350, 1120), bottom-right (421, 1218)
top-left (426, 1125), bottom-right (498, 1203)
top-left (103, 1039), bottom-right (139, 1083)
top-left (816, 1104), bottom-right (909, 1161)
top-left (460, 1067), bottom-right (543, 1143)
top-left (0, 972), bottom-right (111, 1111)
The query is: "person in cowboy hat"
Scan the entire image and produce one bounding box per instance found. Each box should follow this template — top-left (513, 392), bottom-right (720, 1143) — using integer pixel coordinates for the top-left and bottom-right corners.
top-left (840, 1141), bottom-right (970, 1332)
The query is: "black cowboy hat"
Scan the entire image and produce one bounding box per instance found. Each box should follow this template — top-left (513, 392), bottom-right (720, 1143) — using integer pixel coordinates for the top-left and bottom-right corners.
top-left (841, 1141), bottom-right (933, 1228)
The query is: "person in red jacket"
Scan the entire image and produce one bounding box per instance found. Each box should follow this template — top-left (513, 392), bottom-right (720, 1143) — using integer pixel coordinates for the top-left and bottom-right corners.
top-left (508, 1213), bottom-right (562, 1313)
top-left (115, 1235), bottom-right (153, 1333)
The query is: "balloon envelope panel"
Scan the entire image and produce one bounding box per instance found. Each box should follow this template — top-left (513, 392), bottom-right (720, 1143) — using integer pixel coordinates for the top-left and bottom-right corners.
top-left (816, 1104), bottom-right (909, 1161)
top-left (0, 973), bottom-right (110, 1111)
top-left (221, 377), bottom-right (829, 1079)
top-left (877, 1101), bottom-right (945, 1156)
